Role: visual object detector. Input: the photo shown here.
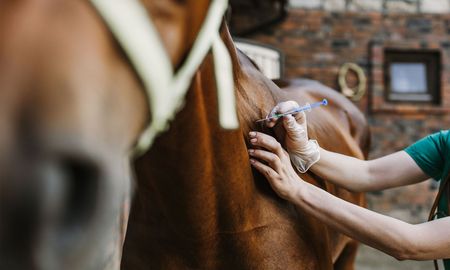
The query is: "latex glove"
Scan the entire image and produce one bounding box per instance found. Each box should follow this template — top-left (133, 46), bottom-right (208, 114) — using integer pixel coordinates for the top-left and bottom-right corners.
top-left (266, 101), bottom-right (320, 173)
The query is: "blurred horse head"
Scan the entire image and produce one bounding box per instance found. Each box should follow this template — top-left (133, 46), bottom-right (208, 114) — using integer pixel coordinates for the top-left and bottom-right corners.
top-left (0, 0), bottom-right (211, 269)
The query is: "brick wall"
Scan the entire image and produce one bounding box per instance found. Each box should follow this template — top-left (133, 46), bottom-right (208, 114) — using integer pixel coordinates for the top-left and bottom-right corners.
top-left (290, 0), bottom-right (450, 14)
top-left (241, 7), bottom-right (450, 222)
top-left (249, 10), bottom-right (450, 157)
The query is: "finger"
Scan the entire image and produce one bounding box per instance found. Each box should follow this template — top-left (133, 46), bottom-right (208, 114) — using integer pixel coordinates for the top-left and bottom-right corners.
top-left (283, 115), bottom-right (305, 140)
top-left (293, 111), bottom-right (306, 125)
top-left (249, 158), bottom-right (279, 180)
top-left (266, 118), bottom-right (278, 128)
top-left (266, 106), bottom-right (280, 128)
top-left (249, 132), bottom-right (284, 157)
top-left (277, 101), bottom-right (299, 114)
top-left (266, 101), bottom-right (299, 128)
top-left (248, 149), bottom-right (282, 172)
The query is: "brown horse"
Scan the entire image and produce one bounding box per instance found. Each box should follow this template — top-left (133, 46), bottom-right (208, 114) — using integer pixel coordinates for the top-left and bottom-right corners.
top-left (121, 3), bottom-right (369, 270)
top-left (0, 1), bottom-right (148, 269)
top-left (0, 0), bottom-right (368, 269)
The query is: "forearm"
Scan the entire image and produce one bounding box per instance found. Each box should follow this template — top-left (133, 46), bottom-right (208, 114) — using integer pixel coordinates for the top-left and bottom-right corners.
top-left (310, 148), bottom-right (372, 192)
top-left (309, 149), bottom-right (428, 192)
top-left (293, 181), bottom-right (417, 260)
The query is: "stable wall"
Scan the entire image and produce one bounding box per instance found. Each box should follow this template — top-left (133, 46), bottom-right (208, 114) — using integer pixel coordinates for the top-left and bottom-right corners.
top-left (249, 8), bottom-right (450, 159)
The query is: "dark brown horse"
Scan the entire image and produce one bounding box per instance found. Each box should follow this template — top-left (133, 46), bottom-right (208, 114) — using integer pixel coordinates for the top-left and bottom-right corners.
top-left (0, 0), bottom-right (369, 269)
top-left (121, 2), bottom-right (369, 270)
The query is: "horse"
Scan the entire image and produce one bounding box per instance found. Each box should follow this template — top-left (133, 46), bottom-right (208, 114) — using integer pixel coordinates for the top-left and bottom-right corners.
top-left (0, 0), bottom-right (369, 269)
top-left (0, 1), bottom-right (148, 269)
top-left (121, 2), bottom-right (369, 270)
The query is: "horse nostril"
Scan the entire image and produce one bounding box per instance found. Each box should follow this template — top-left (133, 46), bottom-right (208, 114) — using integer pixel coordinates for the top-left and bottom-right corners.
top-left (58, 156), bottom-right (101, 228)
top-left (36, 155), bottom-right (100, 228)
top-left (0, 152), bottom-right (105, 269)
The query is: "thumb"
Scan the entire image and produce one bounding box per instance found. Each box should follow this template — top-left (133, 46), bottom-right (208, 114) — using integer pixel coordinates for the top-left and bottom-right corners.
top-left (283, 115), bottom-right (305, 141)
top-left (295, 111), bottom-right (307, 125)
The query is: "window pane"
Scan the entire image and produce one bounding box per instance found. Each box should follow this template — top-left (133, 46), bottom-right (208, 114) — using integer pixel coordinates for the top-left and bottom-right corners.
top-left (390, 63), bottom-right (427, 93)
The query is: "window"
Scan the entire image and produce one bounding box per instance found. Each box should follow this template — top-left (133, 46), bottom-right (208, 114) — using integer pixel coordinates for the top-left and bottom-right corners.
top-left (234, 38), bottom-right (284, 79)
top-left (384, 50), bottom-right (441, 104)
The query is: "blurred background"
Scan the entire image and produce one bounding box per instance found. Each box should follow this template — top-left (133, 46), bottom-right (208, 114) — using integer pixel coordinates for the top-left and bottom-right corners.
top-left (228, 0), bottom-right (450, 269)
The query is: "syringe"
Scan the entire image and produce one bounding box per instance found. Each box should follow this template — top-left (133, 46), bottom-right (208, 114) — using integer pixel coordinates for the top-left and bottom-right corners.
top-left (255, 99), bottom-right (328, 123)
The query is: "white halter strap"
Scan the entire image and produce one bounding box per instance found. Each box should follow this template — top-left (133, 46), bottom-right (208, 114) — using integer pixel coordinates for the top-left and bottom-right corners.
top-left (89, 0), bottom-right (238, 156)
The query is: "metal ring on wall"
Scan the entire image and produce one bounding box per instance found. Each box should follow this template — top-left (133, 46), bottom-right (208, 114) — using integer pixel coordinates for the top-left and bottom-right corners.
top-left (338, 63), bottom-right (367, 101)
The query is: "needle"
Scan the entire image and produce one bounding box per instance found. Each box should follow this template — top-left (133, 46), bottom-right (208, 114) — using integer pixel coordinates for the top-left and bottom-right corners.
top-left (255, 99), bottom-right (328, 123)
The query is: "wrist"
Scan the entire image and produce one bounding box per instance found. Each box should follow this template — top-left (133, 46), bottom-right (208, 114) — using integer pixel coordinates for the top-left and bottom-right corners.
top-left (289, 140), bottom-right (321, 173)
top-left (285, 178), bottom-right (307, 203)
top-left (308, 147), bottom-right (324, 171)
top-left (291, 180), bottom-right (310, 207)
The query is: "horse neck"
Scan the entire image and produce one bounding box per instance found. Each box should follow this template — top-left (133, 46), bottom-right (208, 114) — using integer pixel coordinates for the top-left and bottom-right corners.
top-left (131, 23), bottom-right (279, 239)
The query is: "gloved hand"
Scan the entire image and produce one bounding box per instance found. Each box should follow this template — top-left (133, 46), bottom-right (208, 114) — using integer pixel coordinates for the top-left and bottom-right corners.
top-left (266, 101), bottom-right (320, 173)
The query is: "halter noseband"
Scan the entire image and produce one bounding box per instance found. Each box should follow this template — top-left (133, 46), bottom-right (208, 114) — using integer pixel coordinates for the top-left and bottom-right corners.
top-left (89, 0), bottom-right (238, 156)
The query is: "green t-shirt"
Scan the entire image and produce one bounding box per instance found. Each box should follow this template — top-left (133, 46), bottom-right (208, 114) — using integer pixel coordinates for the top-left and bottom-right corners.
top-left (405, 130), bottom-right (450, 269)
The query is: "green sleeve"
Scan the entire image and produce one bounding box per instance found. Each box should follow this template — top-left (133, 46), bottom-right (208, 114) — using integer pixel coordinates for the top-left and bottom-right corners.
top-left (404, 130), bottom-right (449, 180)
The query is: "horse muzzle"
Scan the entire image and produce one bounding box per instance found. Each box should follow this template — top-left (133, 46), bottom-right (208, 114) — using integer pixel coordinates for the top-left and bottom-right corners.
top-left (0, 142), bottom-right (126, 270)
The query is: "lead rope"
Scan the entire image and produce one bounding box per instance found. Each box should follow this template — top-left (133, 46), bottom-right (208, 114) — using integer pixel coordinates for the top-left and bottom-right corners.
top-left (427, 174), bottom-right (450, 270)
top-left (89, 0), bottom-right (237, 156)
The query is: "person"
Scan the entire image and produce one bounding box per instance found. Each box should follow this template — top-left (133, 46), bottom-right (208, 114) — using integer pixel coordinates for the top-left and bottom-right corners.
top-left (248, 101), bottom-right (450, 268)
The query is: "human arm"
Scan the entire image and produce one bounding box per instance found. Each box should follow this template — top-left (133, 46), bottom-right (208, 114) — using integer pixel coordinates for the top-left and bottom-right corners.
top-left (297, 181), bottom-right (450, 261)
top-left (267, 101), bottom-right (429, 192)
top-left (248, 131), bottom-right (450, 261)
top-left (312, 148), bottom-right (428, 192)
